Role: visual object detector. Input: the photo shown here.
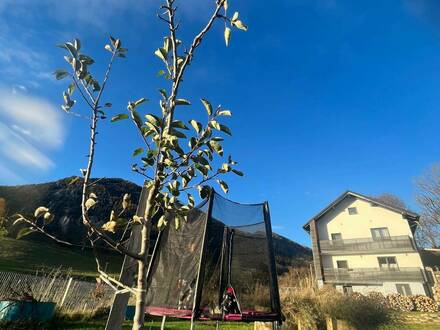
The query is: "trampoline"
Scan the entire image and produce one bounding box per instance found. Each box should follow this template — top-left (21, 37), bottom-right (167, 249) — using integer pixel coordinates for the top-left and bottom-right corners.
top-left (144, 189), bottom-right (282, 324)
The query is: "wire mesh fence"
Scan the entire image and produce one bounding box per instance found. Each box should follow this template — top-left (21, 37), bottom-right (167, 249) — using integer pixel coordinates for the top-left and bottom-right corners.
top-left (0, 270), bottom-right (116, 313)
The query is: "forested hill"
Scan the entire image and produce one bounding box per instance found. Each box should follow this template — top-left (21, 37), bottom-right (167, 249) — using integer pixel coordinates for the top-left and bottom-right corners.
top-left (0, 177), bottom-right (311, 271)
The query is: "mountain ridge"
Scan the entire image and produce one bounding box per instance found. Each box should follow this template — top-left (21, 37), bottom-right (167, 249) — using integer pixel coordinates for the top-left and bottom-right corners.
top-left (0, 177), bottom-right (311, 271)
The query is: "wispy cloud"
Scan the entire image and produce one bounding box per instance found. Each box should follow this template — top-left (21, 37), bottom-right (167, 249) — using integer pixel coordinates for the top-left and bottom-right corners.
top-left (0, 0), bottom-right (153, 31)
top-left (0, 88), bottom-right (64, 183)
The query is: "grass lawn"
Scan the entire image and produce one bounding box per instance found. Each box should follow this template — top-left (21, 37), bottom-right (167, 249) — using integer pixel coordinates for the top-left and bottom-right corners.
top-left (0, 319), bottom-right (254, 330)
top-left (380, 324), bottom-right (440, 330)
top-left (0, 237), bottom-right (122, 278)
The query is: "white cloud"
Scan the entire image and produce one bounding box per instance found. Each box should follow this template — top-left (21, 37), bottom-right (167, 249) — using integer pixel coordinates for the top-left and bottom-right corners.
top-left (0, 89), bottom-right (63, 147)
top-left (0, 88), bottom-right (64, 181)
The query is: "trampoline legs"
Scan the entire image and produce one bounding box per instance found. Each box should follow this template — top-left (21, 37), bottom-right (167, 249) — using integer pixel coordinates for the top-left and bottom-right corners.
top-left (216, 321), bottom-right (220, 330)
top-left (160, 316), bottom-right (166, 330)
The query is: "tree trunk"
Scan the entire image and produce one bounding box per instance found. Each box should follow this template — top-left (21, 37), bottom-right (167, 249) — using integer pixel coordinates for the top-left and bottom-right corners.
top-left (132, 224), bottom-right (149, 329)
top-left (132, 188), bottom-right (156, 330)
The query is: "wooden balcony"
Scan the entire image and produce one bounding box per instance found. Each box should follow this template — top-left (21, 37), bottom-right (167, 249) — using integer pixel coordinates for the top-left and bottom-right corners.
top-left (323, 267), bottom-right (425, 285)
top-left (319, 235), bottom-right (416, 255)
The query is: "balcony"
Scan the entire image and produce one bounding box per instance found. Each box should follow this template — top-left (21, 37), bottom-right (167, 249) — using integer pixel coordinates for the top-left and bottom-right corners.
top-left (319, 235), bottom-right (416, 255)
top-left (323, 267), bottom-right (425, 285)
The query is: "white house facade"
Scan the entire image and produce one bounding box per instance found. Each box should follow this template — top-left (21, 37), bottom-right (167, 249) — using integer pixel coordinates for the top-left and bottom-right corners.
top-left (303, 191), bottom-right (429, 296)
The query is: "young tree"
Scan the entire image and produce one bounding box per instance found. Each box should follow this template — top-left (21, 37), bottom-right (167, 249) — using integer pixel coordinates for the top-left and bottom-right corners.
top-left (12, 1), bottom-right (247, 329)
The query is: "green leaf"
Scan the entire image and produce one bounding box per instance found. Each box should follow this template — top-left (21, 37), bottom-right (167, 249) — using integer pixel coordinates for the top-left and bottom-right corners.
top-left (197, 185), bottom-right (211, 199)
top-left (134, 97), bottom-right (147, 107)
top-left (16, 227), bottom-right (35, 240)
top-left (187, 194), bottom-right (195, 207)
top-left (154, 47), bottom-right (168, 62)
top-left (111, 114), bottom-right (129, 122)
top-left (201, 99), bottom-right (213, 116)
top-left (157, 70), bottom-right (165, 76)
top-left (158, 89), bottom-right (167, 99)
top-left (220, 124), bottom-right (232, 135)
top-left (133, 148), bottom-right (143, 157)
top-left (130, 110), bottom-right (143, 129)
top-left (54, 69), bottom-right (69, 80)
top-left (110, 36), bottom-right (117, 47)
top-left (195, 164), bottom-right (209, 176)
top-left (157, 215), bottom-right (167, 229)
top-left (224, 27), bottom-right (231, 47)
top-left (74, 38), bottom-right (81, 50)
top-left (232, 20), bottom-right (248, 31)
top-left (64, 42), bottom-right (78, 58)
top-left (67, 82), bottom-right (75, 96)
top-left (218, 110), bottom-right (232, 116)
top-left (232, 169), bottom-right (244, 176)
top-left (146, 114), bottom-right (161, 127)
top-left (105, 44), bottom-right (113, 52)
top-left (209, 140), bottom-right (223, 156)
top-left (217, 180), bottom-right (229, 194)
top-left (189, 120), bottom-right (202, 134)
top-left (175, 99), bottom-right (191, 106)
top-left (231, 12), bottom-right (239, 21)
top-left (79, 54), bottom-right (94, 65)
top-left (169, 128), bottom-right (187, 139)
top-left (209, 120), bottom-right (221, 130)
top-left (172, 120), bottom-right (189, 130)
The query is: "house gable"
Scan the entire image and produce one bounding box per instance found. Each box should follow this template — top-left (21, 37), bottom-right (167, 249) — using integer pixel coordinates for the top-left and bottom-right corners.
top-left (303, 191), bottom-right (419, 235)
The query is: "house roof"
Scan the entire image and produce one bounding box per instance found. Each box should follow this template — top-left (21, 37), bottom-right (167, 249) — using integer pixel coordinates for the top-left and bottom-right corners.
top-left (302, 190), bottom-right (420, 233)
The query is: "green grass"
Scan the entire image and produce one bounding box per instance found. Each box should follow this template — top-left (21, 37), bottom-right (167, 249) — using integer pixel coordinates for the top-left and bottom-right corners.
top-left (0, 237), bottom-right (123, 278)
top-left (0, 319), bottom-right (254, 330)
top-left (380, 324), bottom-right (440, 330)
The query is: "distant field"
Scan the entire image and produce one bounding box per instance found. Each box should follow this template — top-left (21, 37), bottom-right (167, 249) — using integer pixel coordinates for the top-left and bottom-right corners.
top-left (0, 237), bottom-right (123, 278)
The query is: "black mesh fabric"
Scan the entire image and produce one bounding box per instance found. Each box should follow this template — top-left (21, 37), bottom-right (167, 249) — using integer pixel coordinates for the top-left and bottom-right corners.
top-left (145, 200), bottom-right (208, 314)
top-left (199, 193), bottom-right (273, 318)
top-left (144, 191), bottom-right (280, 322)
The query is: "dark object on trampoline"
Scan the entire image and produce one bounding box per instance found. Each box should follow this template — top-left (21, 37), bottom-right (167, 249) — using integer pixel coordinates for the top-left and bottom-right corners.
top-left (144, 189), bottom-right (282, 323)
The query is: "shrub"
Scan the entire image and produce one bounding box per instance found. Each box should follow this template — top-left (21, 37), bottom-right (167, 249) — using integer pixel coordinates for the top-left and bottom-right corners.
top-left (280, 268), bottom-right (394, 329)
top-left (411, 295), bottom-right (438, 312)
top-left (387, 293), bottom-right (414, 312)
top-left (319, 290), bottom-right (393, 330)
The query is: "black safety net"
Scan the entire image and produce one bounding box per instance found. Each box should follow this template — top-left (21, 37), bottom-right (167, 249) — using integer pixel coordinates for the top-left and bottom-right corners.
top-left (144, 191), bottom-right (281, 322)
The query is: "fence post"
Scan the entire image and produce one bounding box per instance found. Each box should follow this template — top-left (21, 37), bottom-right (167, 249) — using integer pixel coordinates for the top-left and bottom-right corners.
top-left (60, 277), bottom-right (73, 308)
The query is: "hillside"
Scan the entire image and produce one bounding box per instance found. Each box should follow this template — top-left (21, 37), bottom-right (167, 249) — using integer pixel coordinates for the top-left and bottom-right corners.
top-left (0, 177), bottom-right (311, 276)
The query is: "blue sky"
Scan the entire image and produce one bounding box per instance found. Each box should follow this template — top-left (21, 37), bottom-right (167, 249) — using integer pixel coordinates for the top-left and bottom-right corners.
top-left (0, 0), bottom-right (440, 246)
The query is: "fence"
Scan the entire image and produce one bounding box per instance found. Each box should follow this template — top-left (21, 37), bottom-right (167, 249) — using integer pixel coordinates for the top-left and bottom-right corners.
top-left (0, 270), bottom-right (118, 313)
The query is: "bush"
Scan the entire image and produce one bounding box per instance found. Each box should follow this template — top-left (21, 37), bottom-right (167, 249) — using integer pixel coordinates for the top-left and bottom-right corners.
top-left (411, 295), bottom-right (438, 312)
top-left (387, 293), bottom-right (414, 312)
top-left (319, 290), bottom-right (393, 330)
top-left (280, 268), bottom-right (394, 329)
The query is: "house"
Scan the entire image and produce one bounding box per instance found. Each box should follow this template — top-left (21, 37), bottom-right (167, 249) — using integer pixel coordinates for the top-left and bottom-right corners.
top-left (303, 191), bottom-right (430, 296)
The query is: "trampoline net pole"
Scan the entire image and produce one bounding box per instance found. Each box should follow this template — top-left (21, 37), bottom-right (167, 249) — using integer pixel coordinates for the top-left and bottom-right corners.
top-left (263, 202), bottom-right (282, 319)
top-left (191, 188), bottom-right (215, 323)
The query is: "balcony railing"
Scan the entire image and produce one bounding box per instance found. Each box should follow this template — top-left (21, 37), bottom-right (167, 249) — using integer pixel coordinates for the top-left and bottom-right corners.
top-left (319, 235), bottom-right (416, 255)
top-left (323, 267), bottom-right (425, 284)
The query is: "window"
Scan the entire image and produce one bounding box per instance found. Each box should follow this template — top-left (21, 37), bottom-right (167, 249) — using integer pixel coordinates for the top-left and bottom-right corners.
top-left (337, 260), bottom-right (348, 269)
top-left (343, 286), bottom-right (353, 294)
top-left (348, 207), bottom-right (358, 215)
top-left (378, 256), bottom-right (398, 270)
top-left (396, 284), bottom-right (412, 296)
top-left (331, 233), bottom-right (342, 240)
top-left (371, 227), bottom-right (390, 240)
